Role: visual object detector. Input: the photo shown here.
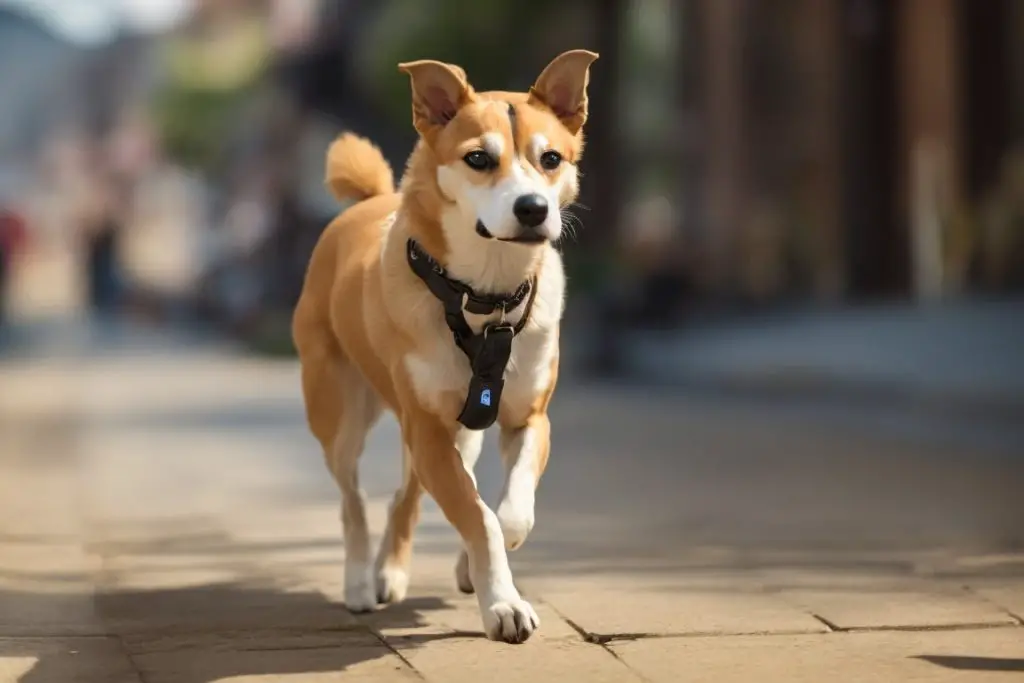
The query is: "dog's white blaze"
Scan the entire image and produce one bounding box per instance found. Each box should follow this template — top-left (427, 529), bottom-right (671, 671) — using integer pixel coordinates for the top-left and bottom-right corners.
top-left (481, 132), bottom-right (504, 158)
top-left (528, 133), bottom-right (549, 160)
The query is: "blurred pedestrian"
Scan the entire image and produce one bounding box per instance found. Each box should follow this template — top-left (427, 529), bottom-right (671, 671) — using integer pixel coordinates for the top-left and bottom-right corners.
top-left (0, 207), bottom-right (28, 331)
top-left (76, 164), bottom-right (127, 320)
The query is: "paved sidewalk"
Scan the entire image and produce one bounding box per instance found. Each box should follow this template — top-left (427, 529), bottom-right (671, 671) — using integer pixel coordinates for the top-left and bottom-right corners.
top-left (616, 298), bottom-right (1024, 413)
top-left (1, 336), bottom-right (1023, 682)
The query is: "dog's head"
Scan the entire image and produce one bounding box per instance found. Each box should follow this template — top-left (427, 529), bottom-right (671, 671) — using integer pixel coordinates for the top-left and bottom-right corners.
top-left (399, 50), bottom-right (597, 252)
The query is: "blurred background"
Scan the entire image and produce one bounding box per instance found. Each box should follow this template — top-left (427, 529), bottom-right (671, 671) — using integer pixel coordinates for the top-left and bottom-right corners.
top-left (1, 0), bottom-right (1023, 357)
top-left (1, 0), bottom-right (1023, 649)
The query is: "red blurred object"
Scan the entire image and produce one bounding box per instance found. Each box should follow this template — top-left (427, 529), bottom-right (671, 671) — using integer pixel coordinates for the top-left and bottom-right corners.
top-left (0, 209), bottom-right (29, 260)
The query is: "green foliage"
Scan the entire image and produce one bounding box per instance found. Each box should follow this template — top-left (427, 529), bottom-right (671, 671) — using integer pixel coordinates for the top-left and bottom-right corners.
top-left (359, 0), bottom-right (588, 126)
top-left (150, 19), bottom-right (270, 175)
top-left (152, 84), bottom-right (256, 173)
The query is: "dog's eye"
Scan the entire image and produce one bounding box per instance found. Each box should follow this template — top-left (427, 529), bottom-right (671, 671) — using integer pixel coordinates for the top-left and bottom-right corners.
top-left (463, 151), bottom-right (494, 171)
top-left (539, 151), bottom-right (562, 171)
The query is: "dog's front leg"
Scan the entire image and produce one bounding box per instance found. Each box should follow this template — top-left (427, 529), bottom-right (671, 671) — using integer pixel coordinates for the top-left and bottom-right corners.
top-left (496, 413), bottom-right (550, 550)
top-left (402, 405), bottom-right (539, 643)
top-left (454, 413), bottom-right (549, 595)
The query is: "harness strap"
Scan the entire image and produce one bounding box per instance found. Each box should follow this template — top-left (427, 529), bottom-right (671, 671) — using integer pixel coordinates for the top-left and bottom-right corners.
top-left (406, 238), bottom-right (538, 430)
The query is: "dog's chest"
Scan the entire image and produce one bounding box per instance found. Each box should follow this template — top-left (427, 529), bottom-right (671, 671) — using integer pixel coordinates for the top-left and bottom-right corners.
top-left (398, 244), bottom-right (564, 423)
top-left (403, 323), bottom-right (556, 422)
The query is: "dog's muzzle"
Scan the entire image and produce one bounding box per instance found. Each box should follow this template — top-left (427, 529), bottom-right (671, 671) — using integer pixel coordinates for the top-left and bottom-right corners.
top-left (475, 219), bottom-right (548, 244)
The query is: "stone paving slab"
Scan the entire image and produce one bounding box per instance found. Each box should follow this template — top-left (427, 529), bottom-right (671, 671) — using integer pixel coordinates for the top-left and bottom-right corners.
top-left (0, 636), bottom-right (142, 683)
top-left (778, 583), bottom-right (1017, 630)
top-left (0, 543), bottom-right (106, 637)
top-left (5, 339), bottom-right (1024, 681)
top-left (533, 575), bottom-right (826, 637)
top-left (0, 588), bottom-right (106, 638)
top-left (128, 630), bottom-right (421, 683)
top-left (968, 582), bottom-right (1024, 623)
top-left (397, 636), bottom-right (642, 683)
top-left (609, 626), bottom-right (1024, 683)
top-left (356, 590), bottom-right (579, 641)
top-left (94, 582), bottom-right (361, 635)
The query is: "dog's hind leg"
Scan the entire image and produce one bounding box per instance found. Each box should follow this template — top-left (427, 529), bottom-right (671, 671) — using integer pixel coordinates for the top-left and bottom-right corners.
top-left (374, 427), bottom-right (482, 603)
top-left (449, 429), bottom-right (485, 594)
top-left (373, 442), bottom-right (421, 604)
top-left (301, 352), bottom-right (382, 613)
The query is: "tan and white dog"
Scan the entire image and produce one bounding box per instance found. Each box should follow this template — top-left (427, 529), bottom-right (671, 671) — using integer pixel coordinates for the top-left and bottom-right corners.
top-left (292, 50), bottom-right (597, 643)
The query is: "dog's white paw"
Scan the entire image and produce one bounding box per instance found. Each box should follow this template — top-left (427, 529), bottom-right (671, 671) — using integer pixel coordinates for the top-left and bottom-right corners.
top-left (454, 550), bottom-right (474, 594)
top-left (344, 564), bottom-right (377, 613)
top-left (375, 564), bottom-right (410, 604)
top-left (496, 499), bottom-right (534, 551)
top-left (482, 598), bottom-right (540, 643)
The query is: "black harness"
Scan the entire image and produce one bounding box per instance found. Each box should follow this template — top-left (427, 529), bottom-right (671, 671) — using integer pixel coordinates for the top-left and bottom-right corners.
top-left (406, 238), bottom-right (538, 430)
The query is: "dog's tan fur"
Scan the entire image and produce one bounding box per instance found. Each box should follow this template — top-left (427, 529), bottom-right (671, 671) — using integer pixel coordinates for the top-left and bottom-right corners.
top-left (292, 50), bottom-right (597, 643)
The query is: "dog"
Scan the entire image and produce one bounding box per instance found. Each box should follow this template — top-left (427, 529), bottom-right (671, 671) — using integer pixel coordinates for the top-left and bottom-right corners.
top-left (292, 49), bottom-right (597, 644)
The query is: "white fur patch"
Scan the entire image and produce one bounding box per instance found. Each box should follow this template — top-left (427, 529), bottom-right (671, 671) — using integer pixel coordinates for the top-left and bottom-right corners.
top-left (528, 133), bottom-right (549, 160)
top-left (455, 427), bottom-right (485, 487)
top-left (496, 426), bottom-right (538, 550)
top-left (344, 561), bottom-right (376, 612)
top-left (436, 156), bottom-right (563, 244)
top-left (471, 498), bottom-right (539, 641)
top-left (375, 564), bottom-right (410, 603)
top-left (481, 133), bottom-right (504, 158)
top-left (403, 348), bottom-right (467, 411)
top-left (474, 499), bottom-right (518, 602)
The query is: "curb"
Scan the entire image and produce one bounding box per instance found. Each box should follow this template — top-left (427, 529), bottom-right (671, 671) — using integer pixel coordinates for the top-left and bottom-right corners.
top-left (618, 360), bottom-right (1024, 420)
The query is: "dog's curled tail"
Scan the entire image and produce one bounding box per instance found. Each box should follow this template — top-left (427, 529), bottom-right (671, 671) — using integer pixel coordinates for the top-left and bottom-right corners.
top-left (324, 133), bottom-right (395, 202)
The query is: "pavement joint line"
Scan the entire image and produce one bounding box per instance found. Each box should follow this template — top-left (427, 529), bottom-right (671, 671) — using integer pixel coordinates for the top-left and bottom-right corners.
top-left (595, 641), bottom-right (657, 683)
top-left (365, 628), bottom-right (428, 680)
top-left (570, 628), bottom-right (837, 643)
top-left (553, 622), bottom-right (1023, 643)
top-left (823, 622), bottom-right (1021, 635)
top-left (115, 634), bottom-right (152, 683)
top-left (811, 613), bottom-right (840, 632)
top-left (538, 609), bottom-right (660, 683)
top-left (534, 598), bottom-right (597, 643)
top-left (529, 597), bottom-right (656, 682)
top-left (960, 583), bottom-right (1024, 626)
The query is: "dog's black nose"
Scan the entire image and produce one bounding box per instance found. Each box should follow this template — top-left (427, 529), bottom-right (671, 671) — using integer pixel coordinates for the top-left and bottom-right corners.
top-left (513, 194), bottom-right (549, 228)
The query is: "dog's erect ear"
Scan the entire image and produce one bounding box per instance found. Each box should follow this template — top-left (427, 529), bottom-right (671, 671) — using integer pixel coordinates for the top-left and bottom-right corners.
top-left (398, 60), bottom-right (473, 136)
top-left (528, 50), bottom-right (599, 135)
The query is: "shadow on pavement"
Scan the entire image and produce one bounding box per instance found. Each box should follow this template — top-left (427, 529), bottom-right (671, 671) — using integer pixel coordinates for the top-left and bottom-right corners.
top-left (0, 571), bottom-right (458, 683)
top-left (915, 655), bottom-right (1024, 673)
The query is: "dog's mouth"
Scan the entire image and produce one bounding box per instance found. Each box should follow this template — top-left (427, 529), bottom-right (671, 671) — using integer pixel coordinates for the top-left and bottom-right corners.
top-left (475, 220), bottom-right (549, 245)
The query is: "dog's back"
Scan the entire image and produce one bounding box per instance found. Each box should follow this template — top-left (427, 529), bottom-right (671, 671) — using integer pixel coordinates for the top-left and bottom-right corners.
top-left (291, 135), bottom-right (402, 408)
top-left (293, 134), bottom-right (397, 328)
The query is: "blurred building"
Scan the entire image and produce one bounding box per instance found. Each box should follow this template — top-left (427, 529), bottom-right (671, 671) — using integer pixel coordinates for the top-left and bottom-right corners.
top-left (0, 7), bottom-right (85, 159)
top-left (670, 0), bottom-right (1024, 303)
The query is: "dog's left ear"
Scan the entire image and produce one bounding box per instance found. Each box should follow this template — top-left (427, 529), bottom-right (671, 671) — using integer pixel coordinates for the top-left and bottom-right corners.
top-left (398, 60), bottom-right (474, 138)
top-left (528, 50), bottom-right (599, 135)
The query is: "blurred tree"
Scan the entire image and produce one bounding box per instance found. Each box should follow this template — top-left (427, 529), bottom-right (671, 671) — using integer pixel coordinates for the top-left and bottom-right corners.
top-left (579, 0), bottom-right (627, 253)
top-left (358, 0), bottom-right (588, 124)
top-left (151, 11), bottom-right (272, 176)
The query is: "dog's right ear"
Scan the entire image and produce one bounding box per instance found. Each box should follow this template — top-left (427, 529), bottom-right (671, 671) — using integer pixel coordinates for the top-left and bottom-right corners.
top-left (398, 60), bottom-right (473, 137)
